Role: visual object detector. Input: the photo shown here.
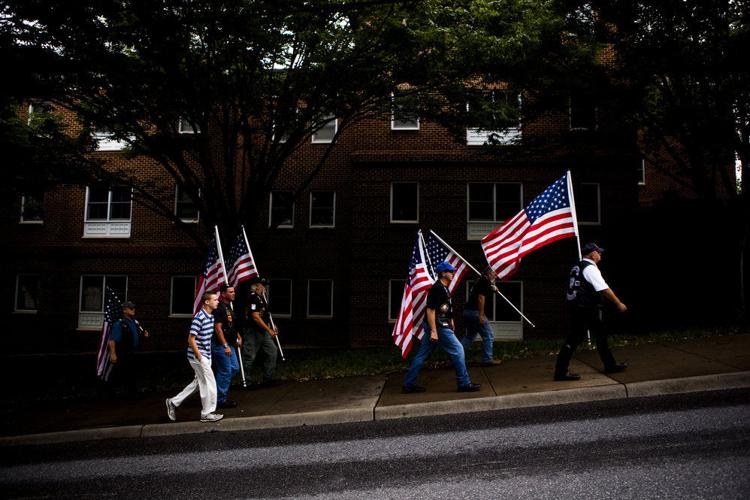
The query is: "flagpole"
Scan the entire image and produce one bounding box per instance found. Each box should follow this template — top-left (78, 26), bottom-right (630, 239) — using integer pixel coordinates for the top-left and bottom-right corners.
top-left (418, 229), bottom-right (436, 280)
top-left (566, 170), bottom-right (592, 344)
top-left (242, 225), bottom-right (286, 362)
top-left (429, 229), bottom-right (536, 328)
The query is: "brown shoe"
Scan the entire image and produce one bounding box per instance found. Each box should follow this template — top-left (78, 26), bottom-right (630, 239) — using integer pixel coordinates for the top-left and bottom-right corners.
top-left (480, 359), bottom-right (503, 367)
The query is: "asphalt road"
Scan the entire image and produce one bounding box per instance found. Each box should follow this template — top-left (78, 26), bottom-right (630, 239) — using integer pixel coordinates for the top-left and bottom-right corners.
top-left (2, 389), bottom-right (749, 499)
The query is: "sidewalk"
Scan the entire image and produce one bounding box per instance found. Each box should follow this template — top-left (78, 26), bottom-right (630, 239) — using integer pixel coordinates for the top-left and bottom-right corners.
top-left (2, 334), bottom-right (749, 446)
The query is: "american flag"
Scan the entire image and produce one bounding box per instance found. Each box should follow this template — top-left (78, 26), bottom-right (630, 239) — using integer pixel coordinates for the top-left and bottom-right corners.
top-left (96, 286), bottom-right (121, 381)
top-left (392, 233), bottom-right (433, 358)
top-left (425, 232), bottom-right (469, 294)
top-left (482, 173), bottom-right (577, 280)
top-left (227, 232), bottom-right (258, 287)
top-left (193, 236), bottom-right (227, 314)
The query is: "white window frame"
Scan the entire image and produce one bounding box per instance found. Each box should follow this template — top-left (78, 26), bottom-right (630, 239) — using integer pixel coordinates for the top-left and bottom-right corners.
top-left (14, 274), bottom-right (39, 314)
top-left (466, 92), bottom-right (522, 146)
top-left (78, 275), bottom-right (128, 330)
top-left (577, 182), bottom-right (601, 226)
top-left (390, 182), bottom-right (419, 224)
top-left (92, 129), bottom-right (128, 151)
top-left (307, 279), bottom-right (334, 318)
top-left (311, 116), bottom-right (337, 143)
top-left (268, 191), bottom-right (295, 229)
top-left (391, 92), bottom-right (420, 131)
top-left (309, 191), bottom-right (336, 228)
top-left (174, 186), bottom-right (200, 223)
top-left (169, 275), bottom-right (197, 317)
top-left (19, 193), bottom-right (44, 224)
top-left (178, 117), bottom-right (200, 134)
top-left (268, 278), bottom-right (293, 318)
top-left (83, 185), bottom-right (133, 238)
top-left (466, 182), bottom-right (523, 240)
top-left (465, 278), bottom-right (523, 340)
top-left (388, 279), bottom-right (406, 322)
top-left (27, 101), bottom-right (53, 125)
top-left (638, 158), bottom-right (646, 185)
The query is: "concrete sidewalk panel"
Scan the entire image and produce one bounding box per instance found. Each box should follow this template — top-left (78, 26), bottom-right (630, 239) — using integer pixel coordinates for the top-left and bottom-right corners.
top-left (575, 344), bottom-right (737, 383)
top-left (483, 357), bottom-right (619, 395)
top-left (378, 366), bottom-right (493, 407)
top-left (0, 425), bottom-right (143, 446)
top-left (626, 371), bottom-right (750, 398)
top-left (667, 334), bottom-right (750, 371)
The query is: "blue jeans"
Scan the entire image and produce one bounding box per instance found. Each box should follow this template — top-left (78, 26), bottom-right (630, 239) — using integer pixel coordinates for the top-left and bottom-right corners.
top-left (404, 323), bottom-right (471, 388)
top-left (211, 344), bottom-right (239, 403)
top-left (461, 309), bottom-right (494, 363)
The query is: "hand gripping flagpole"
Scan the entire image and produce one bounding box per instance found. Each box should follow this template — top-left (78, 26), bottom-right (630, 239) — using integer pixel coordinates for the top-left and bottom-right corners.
top-left (214, 226), bottom-right (248, 387)
top-left (429, 229), bottom-right (535, 328)
top-left (242, 225), bottom-right (285, 362)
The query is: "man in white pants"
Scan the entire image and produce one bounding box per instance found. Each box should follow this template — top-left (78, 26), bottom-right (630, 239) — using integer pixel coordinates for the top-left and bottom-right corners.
top-left (166, 292), bottom-right (223, 423)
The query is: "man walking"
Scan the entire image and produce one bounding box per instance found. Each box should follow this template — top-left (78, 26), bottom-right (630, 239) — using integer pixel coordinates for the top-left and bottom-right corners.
top-left (242, 276), bottom-right (279, 387)
top-left (213, 284), bottom-right (240, 409)
top-left (461, 267), bottom-right (502, 366)
top-left (166, 292), bottom-right (223, 422)
top-left (554, 242), bottom-right (628, 381)
top-left (403, 262), bottom-right (481, 393)
top-left (107, 301), bottom-right (149, 397)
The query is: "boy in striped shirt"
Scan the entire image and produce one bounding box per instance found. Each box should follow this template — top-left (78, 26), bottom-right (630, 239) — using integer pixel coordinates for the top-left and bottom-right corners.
top-left (166, 292), bottom-right (223, 423)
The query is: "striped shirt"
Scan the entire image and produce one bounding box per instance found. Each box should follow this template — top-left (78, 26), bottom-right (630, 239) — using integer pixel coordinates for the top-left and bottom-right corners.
top-left (187, 309), bottom-right (214, 361)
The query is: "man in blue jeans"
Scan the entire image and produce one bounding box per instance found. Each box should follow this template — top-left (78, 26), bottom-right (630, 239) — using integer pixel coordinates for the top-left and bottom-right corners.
top-left (403, 262), bottom-right (481, 393)
top-left (212, 284), bottom-right (240, 408)
top-left (461, 267), bottom-right (502, 366)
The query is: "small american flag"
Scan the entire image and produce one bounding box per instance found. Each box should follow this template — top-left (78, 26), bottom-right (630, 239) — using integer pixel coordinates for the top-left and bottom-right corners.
top-left (193, 237), bottom-right (227, 314)
top-left (392, 234), bottom-right (433, 358)
top-left (425, 233), bottom-right (469, 294)
top-left (227, 232), bottom-right (258, 287)
top-left (96, 286), bottom-right (121, 381)
top-left (482, 173), bottom-right (577, 279)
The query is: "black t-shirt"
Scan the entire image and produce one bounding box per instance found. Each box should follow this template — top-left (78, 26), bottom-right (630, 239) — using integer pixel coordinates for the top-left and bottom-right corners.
top-left (426, 282), bottom-right (453, 327)
top-left (465, 277), bottom-right (494, 311)
top-left (213, 301), bottom-right (235, 345)
top-left (246, 292), bottom-right (270, 333)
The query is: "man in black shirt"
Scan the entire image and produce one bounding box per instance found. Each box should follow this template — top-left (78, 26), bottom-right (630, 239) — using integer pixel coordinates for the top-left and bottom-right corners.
top-left (403, 262), bottom-right (481, 393)
top-left (461, 267), bottom-right (502, 366)
top-left (241, 276), bottom-right (279, 386)
top-left (213, 284), bottom-right (240, 408)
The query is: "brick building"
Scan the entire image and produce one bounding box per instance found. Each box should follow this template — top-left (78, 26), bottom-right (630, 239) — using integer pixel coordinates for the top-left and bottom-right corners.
top-left (6, 96), bottom-right (643, 355)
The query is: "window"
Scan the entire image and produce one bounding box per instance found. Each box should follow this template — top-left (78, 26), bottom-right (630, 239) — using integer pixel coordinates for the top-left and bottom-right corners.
top-left (307, 279), bottom-right (333, 318)
top-left (268, 279), bottom-right (292, 317)
top-left (15, 274), bottom-right (39, 313)
top-left (569, 92), bottom-right (597, 130)
top-left (575, 183), bottom-right (600, 225)
top-left (92, 129), bottom-right (128, 151)
top-left (390, 182), bottom-right (418, 223)
top-left (466, 90), bottom-right (522, 145)
top-left (170, 276), bottom-right (197, 316)
top-left (465, 279), bottom-right (523, 340)
top-left (178, 117), bottom-right (200, 134)
top-left (467, 183), bottom-right (522, 239)
top-left (27, 101), bottom-right (53, 125)
top-left (175, 186), bottom-right (200, 223)
top-left (637, 158), bottom-right (646, 185)
top-left (19, 192), bottom-right (44, 224)
top-left (78, 275), bottom-right (127, 329)
top-left (84, 185), bottom-right (132, 237)
top-left (388, 279), bottom-right (406, 321)
top-left (311, 116), bottom-right (337, 143)
top-left (269, 191), bottom-right (295, 228)
top-left (391, 92), bottom-right (420, 130)
top-left (309, 191), bottom-right (336, 228)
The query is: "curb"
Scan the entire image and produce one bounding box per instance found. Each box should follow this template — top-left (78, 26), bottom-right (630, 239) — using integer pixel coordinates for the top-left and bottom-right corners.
top-left (3, 371), bottom-right (750, 447)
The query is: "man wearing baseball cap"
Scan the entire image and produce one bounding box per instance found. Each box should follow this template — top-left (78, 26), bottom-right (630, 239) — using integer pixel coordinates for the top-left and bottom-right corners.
top-left (403, 261), bottom-right (481, 393)
top-left (554, 242), bottom-right (628, 381)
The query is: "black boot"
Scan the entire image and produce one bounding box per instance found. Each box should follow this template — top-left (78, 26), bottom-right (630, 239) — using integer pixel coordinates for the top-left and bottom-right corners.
top-left (554, 344), bottom-right (579, 381)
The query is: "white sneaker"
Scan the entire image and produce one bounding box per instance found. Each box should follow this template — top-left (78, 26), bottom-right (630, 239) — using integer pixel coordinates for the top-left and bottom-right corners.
top-left (200, 413), bottom-right (224, 423)
top-left (165, 398), bottom-right (176, 422)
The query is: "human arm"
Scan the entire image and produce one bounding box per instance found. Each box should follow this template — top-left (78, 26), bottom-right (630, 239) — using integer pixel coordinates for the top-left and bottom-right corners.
top-left (187, 334), bottom-right (203, 362)
top-left (214, 322), bottom-right (233, 356)
top-left (426, 308), bottom-right (439, 342)
top-left (601, 288), bottom-right (627, 312)
top-left (108, 339), bottom-right (118, 363)
top-left (252, 311), bottom-right (277, 337)
top-left (477, 294), bottom-right (487, 324)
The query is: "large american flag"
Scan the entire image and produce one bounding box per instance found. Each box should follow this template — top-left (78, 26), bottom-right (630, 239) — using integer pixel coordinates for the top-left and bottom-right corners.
top-left (392, 234), bottom-right (433, 358)
top-left (227, 232), bottom-right (258, 287)
top-left (193, 237), bottom-right (227, 314)
top-left (96, 286), bottom-right (121, 381)
top-left (482, 173), bottom-right (577, 279)
top-left (425, 232), bottom-right (469, 294)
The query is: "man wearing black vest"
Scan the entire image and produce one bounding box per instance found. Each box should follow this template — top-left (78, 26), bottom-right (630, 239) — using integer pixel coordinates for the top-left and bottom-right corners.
top-left (554, 242), bottom-right (628, 381)
top-left (108, 301), bottom-right (149, 397)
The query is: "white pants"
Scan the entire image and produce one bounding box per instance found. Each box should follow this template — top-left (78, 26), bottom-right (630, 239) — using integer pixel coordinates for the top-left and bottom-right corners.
top-left (171, 357), bottom-right (217, 418)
